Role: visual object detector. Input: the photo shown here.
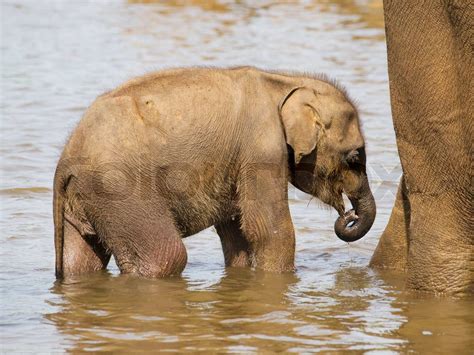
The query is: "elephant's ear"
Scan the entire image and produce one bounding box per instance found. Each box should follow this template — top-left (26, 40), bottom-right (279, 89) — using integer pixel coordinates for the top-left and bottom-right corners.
top-left (279, 87), bottom-right (322, 165)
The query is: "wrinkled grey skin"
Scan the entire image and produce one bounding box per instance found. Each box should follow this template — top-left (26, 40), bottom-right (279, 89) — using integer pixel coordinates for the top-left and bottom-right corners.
top-left (54, 67), bottom-right (375, 279)
top-left (370, 1), bottom-right (473, 295)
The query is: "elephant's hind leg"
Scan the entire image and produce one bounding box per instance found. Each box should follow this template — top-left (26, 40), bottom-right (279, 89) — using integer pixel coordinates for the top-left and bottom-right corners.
top-left (62, 216), bottom-right (111, 276)
top-left (100, 202), bottom-right (187, 278)
top-left (216, 218), bottom-right (251, 268)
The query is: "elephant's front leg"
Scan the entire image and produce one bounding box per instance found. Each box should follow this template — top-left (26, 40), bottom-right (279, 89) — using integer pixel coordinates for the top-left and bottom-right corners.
top-left (237, 168), bottom-right (296, 272)
top-left (241, 201), bottom-right (295, 272)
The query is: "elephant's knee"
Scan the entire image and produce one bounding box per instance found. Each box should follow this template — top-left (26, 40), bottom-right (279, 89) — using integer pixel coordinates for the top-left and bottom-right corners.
top-left (137, 238), bottom-right (188, 278)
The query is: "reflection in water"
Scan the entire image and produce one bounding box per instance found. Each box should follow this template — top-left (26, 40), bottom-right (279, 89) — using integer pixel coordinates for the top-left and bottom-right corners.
top-left (396, 296), bottom-right (474, 354)
top-left (1, 0), bottom-right (473, 353)
top-left (47, 266), bottom-right (407, 352)
top-left (47, 271), bottom-right (298, 352)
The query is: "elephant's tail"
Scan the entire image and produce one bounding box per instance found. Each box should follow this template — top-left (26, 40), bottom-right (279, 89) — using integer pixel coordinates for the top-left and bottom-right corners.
top-left (53, 167), bottom-right (67, 279)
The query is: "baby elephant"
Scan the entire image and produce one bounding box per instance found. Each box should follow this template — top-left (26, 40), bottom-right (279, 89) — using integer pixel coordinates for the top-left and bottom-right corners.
top-left (54, 67), bottom-right (376, 279)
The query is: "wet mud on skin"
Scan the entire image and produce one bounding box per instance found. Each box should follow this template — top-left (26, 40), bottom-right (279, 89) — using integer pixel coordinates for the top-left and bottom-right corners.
top-left (1, 0), bottom-right (472, 353)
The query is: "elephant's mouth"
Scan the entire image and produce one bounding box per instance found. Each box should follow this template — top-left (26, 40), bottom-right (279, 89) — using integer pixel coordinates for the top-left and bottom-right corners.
top-left (333, 195), bottom-right (346, 217)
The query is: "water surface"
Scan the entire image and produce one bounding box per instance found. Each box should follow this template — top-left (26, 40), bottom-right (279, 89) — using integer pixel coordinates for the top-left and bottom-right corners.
top-left (1, 0), bottom-right (472, 353)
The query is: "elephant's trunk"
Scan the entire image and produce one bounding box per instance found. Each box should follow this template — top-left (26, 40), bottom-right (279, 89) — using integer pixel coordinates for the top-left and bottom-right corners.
top-left (334, 173), bottom-right (376, 242)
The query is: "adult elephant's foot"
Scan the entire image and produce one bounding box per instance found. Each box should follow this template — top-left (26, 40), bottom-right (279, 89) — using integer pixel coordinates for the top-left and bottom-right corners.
top-left (371, 176), bottom-right (473, 295)
top-left (406, 193), bottom-right (473, 295)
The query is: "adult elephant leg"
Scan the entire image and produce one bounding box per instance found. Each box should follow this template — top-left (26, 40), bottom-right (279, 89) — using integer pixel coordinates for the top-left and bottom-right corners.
top-left (216, 217), bottom-right (251, 268)
top-left (381, 0), bottom-right (473, 294)
top-left (370, 175), bottom-right (409, 270)
top-left (95, 199), bottom-right (187, 278)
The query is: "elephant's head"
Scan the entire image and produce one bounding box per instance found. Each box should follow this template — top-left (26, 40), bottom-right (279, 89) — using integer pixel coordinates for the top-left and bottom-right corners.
top-left (280, 85), bottom-right (376, 242)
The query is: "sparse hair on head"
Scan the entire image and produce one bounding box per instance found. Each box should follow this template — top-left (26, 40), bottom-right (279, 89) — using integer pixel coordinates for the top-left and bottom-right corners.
top-left (261, 68), bottom-right (358, 109)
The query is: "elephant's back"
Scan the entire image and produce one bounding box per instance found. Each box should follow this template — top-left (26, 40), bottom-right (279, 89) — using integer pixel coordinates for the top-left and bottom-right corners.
top-left (92, 69), bottom-right (250, 159)
top-left (60, 67), bottom-right (254, 173)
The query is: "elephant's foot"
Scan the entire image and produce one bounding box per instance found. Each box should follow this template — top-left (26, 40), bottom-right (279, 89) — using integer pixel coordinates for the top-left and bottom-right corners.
top-left (62, 218), bottom-right (111, 277)
top-left (406, 193), bottom-right (473, 295)
top-left (216, 218), bottom-right (251, 268)
top-left (371, 176), bottom-right (473, 294)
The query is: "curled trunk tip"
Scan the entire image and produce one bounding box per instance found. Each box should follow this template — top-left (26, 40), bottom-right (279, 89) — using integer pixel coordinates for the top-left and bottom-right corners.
top-left (335, 209), bottom-right (363, 242)
top-left (334, 178), bottom-right (376, 242)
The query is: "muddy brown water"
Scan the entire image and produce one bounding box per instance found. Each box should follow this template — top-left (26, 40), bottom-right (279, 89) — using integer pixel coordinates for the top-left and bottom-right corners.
top-left (1, 0), bottom-right (472, 353)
